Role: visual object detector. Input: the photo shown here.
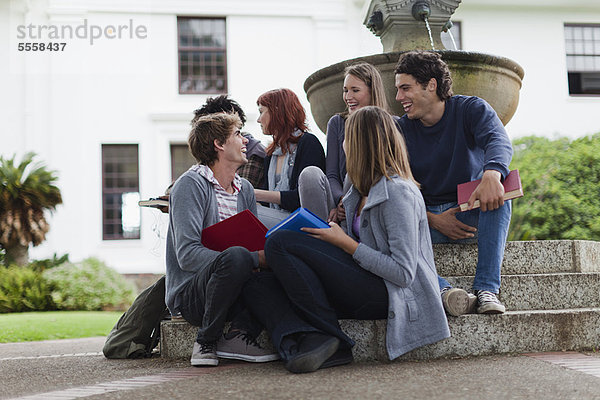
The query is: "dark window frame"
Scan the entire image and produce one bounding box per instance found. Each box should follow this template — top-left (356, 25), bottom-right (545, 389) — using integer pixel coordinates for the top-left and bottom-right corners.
top-left (101, 144), bottom-right (140, 240)
top-left (564, 23), bottom-right (600, 96)
top-left (170, 143), bottom-right (197, 183)
top-left (177, 16), bottom-right (228, 95)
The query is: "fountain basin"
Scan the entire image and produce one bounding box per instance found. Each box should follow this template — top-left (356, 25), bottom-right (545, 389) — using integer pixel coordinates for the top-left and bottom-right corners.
top-left (304, 50), bottom-right (524, 133)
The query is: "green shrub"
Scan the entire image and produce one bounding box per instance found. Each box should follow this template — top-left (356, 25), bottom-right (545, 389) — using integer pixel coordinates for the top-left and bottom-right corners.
top-left (0, 265), bottom-right (55, 312)
top-left (43, 257), bottom-right (135, 311)
top-left (29, 253), bottom-right (69, 273)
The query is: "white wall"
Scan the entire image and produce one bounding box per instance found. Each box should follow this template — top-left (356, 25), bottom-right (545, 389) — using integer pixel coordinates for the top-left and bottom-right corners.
top-left (453, 1), bottom-right (600, 139)
top-left (1, 0), bottom-right (380, 273)
top-left (2, 0), bottom-right (599, 273)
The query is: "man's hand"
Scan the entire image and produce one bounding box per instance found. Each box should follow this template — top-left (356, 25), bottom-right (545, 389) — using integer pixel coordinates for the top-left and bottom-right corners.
top-left (157, 195), bottom-right (169, 214)
top-left (428, 208), bottom-right (477, 240)
top-left (257, 250), bottom-right (268, 268)
top-left (302, 222), bottom-right (358, 254)
top-left (468, 170), bottom-right (505, 212)
top-left (327, 201), bottom-right (346, 223)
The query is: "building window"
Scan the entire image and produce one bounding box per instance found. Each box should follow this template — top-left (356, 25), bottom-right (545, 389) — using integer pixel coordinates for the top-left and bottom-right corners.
top-left (565, 24), bottom-right (600, 95)
top-left (441, 21), bottom-right (461, 50)
top-left (178, 17), bottom-right (227, 94)
top-left (170, 144), bottom-right (196, 182)
top-left (102, 144), bottom-right (140, 240)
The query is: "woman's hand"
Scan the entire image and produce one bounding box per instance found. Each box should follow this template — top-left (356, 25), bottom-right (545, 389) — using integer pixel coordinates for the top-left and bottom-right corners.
top-left (302, 222), bottom-right (358, 254)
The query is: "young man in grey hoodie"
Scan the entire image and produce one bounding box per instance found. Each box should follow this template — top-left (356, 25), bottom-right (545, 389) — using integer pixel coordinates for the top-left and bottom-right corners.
top-left (164, 112), bottom-right (277, 366)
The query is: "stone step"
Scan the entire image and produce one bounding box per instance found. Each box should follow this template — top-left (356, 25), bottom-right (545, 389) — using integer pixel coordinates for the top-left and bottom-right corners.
top-left (434, 240), bottom-right (600, 276)
top-left (447, 272), bottom-right (600, 311)
top-left (160, 308), bottom-right (600, 362)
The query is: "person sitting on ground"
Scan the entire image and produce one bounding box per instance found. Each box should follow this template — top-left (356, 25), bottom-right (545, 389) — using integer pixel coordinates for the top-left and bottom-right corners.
top-left (165, 113), bottom-right (278, 367)
top-left (242, 106), bottom-right (449, 373)
top-left (192, 95), bottom-right (267, 188)
top-left (254, 88), bottom-right (326, 227)
top-left (299, 62), bottom-right (391, 224)
top-left (394, 50), bottom-right (513, 315)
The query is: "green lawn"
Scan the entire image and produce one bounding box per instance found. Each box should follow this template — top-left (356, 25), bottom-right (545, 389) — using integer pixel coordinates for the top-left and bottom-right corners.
top-left (0, 311), bottom-right (122, 343)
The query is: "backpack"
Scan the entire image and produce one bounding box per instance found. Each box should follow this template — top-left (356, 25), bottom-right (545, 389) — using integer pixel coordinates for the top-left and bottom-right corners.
top-left (103, 276), bottom-right (170, 359)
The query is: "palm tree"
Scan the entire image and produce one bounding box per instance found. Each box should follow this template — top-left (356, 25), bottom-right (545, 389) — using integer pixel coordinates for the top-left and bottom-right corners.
top-left (0, 153), bottom-right (62, 266)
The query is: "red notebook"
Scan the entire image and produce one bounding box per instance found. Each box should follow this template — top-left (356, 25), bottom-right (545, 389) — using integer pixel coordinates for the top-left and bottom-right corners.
top-left (201, 209), bottom-right (268, 252)
top-left (457, 169), bottom-right (523, 211)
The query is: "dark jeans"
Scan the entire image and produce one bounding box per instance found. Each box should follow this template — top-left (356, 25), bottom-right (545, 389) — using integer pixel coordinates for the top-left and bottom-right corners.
top-left (242, 271), bottom-right (320, 359)
top-left (178, 246), bottom-right (260, 344)
top-left (258, 230), bottom-right (389, 355)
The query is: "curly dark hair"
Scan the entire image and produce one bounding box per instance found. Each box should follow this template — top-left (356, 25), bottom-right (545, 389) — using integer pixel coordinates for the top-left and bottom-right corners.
top-left (394, 51), bottom-right (453, 101)
top-left (192, 95), bottom-right (247, 126)
top-left (188, 113), bottom-right (242, 166)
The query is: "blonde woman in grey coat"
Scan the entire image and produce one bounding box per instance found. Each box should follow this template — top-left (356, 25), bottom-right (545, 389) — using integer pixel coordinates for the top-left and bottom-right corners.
top-left (259, 106), bottom-right (450, 372)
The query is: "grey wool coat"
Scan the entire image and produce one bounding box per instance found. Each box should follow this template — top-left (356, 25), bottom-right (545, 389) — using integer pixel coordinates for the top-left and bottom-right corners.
top-left (342, 175), bottom-right (450, 359)
top-left (164, 169), bottom-right (258, 314)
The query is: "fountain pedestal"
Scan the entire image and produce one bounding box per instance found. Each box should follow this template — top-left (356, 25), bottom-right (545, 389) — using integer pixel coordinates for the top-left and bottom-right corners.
top-left (304, 0), bottom-right (524, 133)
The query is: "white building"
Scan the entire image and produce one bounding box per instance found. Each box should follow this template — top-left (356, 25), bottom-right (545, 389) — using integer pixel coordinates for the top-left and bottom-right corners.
top-left (1, 0), bottom-right (599, 273)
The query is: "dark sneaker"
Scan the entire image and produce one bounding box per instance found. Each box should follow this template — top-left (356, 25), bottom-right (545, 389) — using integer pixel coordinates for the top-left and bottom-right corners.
top-left (441, 287), bottom-right (477, 316)
top-left (191, 341), bottom-right (218, 367)
top-left (285, 333), bottom-right (340, 374)
top-left (216, 330), bottom-right (280, 363)
top-left (476, 290), bottom-right (506, 314)
top-left (319, 347), bottom-right (353, 369)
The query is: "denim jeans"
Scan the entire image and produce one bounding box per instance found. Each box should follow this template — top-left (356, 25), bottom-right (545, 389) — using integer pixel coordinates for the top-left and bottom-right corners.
top-left (428, 201), bottom-right (512, 293)
top-left (262, 229), bottom-right (389, 353)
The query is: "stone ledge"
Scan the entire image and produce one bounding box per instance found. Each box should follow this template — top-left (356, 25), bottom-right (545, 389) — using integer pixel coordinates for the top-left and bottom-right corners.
top-left (161, 308), bottom-right (600, 362)
top-left (434, 240), bottom-right (600, 276)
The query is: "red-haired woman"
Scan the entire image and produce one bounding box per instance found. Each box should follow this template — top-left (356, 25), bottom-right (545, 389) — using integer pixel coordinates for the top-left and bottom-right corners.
top-left (254, 88), bottom-right (326, 228)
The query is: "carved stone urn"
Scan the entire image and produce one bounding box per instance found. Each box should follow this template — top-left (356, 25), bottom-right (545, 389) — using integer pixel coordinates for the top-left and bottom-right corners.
top-left (304, 0), bottom-right (524, 132)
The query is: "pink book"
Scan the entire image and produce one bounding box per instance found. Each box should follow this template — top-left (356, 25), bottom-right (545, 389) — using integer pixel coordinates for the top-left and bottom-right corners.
top-left (457, 169), bottom-right (523, 211)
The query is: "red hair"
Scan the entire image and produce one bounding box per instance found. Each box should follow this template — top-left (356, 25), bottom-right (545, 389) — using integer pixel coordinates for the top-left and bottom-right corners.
top-left (257, 88), bottom-right (308, 155)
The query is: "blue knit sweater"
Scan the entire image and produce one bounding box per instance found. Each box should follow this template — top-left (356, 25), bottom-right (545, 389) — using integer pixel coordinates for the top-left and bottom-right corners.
top-left (397, 95), bottom-right (513, 205)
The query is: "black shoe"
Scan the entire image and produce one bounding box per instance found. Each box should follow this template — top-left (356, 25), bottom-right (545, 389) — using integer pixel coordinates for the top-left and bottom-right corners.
top-left (319, 347), bottom-right (353, 369)
top-left (284, 333), bottom-right (340, 374)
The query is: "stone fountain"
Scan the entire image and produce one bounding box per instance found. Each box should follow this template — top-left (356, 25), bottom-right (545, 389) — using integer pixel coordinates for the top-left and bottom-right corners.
top-left (304, 0), bottom-right (525, 133)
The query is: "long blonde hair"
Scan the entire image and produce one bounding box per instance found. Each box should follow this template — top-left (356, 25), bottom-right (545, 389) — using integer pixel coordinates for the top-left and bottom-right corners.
top-left (345, 106), bottom-right (418, 196)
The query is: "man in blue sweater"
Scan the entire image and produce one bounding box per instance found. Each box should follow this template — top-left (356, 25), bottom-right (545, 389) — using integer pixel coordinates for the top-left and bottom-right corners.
top-left (165, 113), bottom-right (278, 366)
top-left (394, 51), bottom-right (512, 315)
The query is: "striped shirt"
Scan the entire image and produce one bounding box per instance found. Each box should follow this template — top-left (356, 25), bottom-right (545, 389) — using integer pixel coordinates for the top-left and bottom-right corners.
top-left (191, 164), bottom-right (241, 222)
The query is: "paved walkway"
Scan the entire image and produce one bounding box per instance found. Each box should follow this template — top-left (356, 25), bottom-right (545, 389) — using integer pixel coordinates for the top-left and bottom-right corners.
top-left (2, 337), bottom-right (600, 399)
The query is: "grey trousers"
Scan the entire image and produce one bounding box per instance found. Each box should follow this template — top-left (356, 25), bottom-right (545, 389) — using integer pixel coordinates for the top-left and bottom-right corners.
top-left (256, 165), bottom-right (336, 230)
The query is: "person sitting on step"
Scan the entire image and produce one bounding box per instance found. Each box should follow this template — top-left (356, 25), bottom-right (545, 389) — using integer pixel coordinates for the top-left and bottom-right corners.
top-left (394, 50), bottom-right (513, 315)
top-left (165, 112), bottom-right (278, 367)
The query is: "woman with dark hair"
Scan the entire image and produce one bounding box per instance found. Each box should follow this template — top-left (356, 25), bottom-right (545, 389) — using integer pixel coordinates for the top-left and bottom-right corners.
top-left (250, 106), bottom-right (450, 372)
top-left (254, 88), bottom-right (326, 227)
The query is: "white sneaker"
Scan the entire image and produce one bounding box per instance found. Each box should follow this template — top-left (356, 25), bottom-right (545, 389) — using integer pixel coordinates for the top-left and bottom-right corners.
top-left (441, 287), bottom-right (477, 316)
top-left (476, 290), bottom-right (506, 314)
top-left (191, 341), bottom-right (218, 366)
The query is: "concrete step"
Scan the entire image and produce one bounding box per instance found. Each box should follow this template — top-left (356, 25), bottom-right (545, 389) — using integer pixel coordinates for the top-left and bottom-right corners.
top-left (434, 240), bottom-right (600, 276)
top-left (160, 308), bottom-right (600, 362)
top-left (447, 272), bottom-right (600, 311)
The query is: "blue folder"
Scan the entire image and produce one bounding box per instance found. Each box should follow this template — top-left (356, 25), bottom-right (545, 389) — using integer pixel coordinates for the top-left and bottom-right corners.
top-left (265, 207), bottom-right (330, 238)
